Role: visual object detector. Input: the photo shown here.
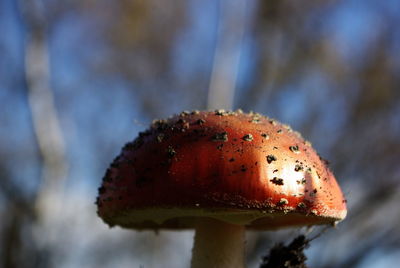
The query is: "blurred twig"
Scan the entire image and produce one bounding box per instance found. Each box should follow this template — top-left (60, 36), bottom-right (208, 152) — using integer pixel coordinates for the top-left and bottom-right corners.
top-left (19, 0), bottom-right (68, 257)
top-left (20, 0), bottom-right (68, 213)
top-left (207, 0), bottom-right (247, 110)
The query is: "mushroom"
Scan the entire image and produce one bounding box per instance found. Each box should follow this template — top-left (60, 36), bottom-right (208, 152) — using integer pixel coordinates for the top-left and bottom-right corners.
top-left (96, 110), bottom-right (347, 268)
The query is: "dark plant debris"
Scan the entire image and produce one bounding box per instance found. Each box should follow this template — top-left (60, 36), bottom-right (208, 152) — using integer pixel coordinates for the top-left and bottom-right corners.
top-left (260, 235), bottom-right (310, 268)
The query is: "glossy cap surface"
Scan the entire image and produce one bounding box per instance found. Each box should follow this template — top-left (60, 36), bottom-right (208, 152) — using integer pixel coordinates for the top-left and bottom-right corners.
top-left (97, 110), bottom-right (347, 230)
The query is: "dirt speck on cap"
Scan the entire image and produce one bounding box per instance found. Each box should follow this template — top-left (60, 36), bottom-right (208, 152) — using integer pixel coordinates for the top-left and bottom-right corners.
top-left (296, 178), bottom-right (307, 185)
top-left (243, 134), bottom-right (254, 141)
top-left (215, 109), bottom-right (228, 116)
top-left (294, 164), bottom-right (304, 172)
top-left (166, 146), bottom-right (176, 158)
top-left (267, 155), bottom-right (277, 164)
top-left (270, 177), bottom-right (284, 186)
top-left (261, 133), bottom-right (269, 139)
top-left (196, 119), bottom-right (206, 125)
top-left (212, 132), bottom-right (228, 142)
top-left (290, 145), bottom-right (300, 154)
top-left (156, 133), bottom-right (165, 143)
top-left (180, 111), bottom-right (190, 117)
top-left (297, 202), bottom-right (307, 209)
top-left (278, 198), bottom-right (289, 205)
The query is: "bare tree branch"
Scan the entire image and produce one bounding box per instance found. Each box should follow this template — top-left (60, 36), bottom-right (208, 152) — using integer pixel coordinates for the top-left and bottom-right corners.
top-left (18, 0), bottom-right (68, 259)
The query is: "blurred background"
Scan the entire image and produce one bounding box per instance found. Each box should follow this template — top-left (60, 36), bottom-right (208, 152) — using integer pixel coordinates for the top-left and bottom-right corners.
top-left (1, 0), bottom-right (399, 267)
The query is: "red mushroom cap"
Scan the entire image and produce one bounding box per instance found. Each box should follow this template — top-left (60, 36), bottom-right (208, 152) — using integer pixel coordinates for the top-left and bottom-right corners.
top-left (96, 110), bottom-right (347, 230)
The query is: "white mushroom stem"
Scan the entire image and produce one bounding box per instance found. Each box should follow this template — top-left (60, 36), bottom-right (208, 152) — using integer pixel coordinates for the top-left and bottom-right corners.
top-left (191, 218), bottom-right (246, 268)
